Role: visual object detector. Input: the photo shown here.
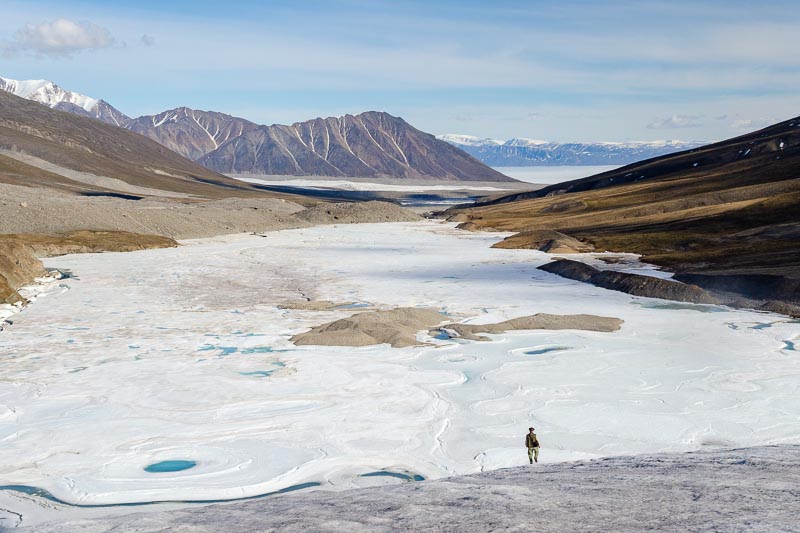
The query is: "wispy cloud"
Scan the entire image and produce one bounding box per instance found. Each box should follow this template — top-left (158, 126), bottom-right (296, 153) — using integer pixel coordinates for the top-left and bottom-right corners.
top-left (4, 18), bottom-right (113, 57)
top-left (1, 1), bottom-right (797, 140)
top-left (731, 117), bottom-right (775, 131)
top-left (647, 115), bottom-right (704, 130)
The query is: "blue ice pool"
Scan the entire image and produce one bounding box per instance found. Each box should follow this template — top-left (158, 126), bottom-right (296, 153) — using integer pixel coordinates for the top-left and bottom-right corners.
top-left (239, 361), bottom-right (286, 378)
top-left (144, 460), bottom-right (197, 473)
top-left (335, 302), bottom-right (371, 309)
top-left (433, 329), bottom-right (451, 340)
top-left (360, 470), bottom-right (425, 482)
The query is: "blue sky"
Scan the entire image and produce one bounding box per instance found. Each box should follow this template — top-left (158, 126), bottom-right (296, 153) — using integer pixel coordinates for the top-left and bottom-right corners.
top-left (1, 0), bottom-right (799, 141)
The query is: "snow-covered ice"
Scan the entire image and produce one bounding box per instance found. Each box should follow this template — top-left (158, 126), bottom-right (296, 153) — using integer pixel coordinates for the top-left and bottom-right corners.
top-left (235, 177), bottom-right (513, 192)
top-left (0, 221), bottom-right (798, 522)
top-left (492, 165), bottom-right (620, 184)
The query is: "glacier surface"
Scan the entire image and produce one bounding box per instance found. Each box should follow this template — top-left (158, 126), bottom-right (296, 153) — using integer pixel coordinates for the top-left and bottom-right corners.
top-left (0, 221), bottom-right (798, 525)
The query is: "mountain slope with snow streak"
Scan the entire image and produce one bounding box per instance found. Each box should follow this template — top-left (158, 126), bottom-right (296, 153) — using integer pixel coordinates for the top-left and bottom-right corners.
top-left (126, 108), bottom-right (259, 161)
top-left (200, 111), bottom-right (515, 181)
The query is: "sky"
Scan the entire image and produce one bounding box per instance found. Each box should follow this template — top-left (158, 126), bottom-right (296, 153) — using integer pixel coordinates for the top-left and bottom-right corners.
top-left (1, 0), bottom-right (799, 142)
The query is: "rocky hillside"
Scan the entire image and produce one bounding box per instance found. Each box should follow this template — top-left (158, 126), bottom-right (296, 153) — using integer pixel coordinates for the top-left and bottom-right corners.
top-left (126, 108), bottom-right (259, 161)
top-left (439, 134), bottom-right (704, 166)
top-left (20, 446), bottom-right (800, 532)
top-left (198, 111), bottom-right (514, 181)
top-left (450, 116), bottom-right (800, 303)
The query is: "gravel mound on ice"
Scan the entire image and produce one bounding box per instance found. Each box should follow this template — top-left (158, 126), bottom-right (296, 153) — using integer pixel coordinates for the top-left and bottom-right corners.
top-left (25, 445), bottom-right (800, 532)
top-left (294, 201), bottom-right (421, 225)
top-left (492, 229), bottom-right (595, 253)
top-left (435, 313), bottom-right (623, 341)
top-left (291, 307), bottom-right (447, 348)
top-left (278, 299), bottom-right (353, 311)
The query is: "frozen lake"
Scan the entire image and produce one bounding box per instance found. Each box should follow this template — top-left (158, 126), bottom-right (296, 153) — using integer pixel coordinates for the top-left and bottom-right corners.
top-left (0, 221), bottom-right (798, 521)
top-left (494, 165), bottom-right (619, 184)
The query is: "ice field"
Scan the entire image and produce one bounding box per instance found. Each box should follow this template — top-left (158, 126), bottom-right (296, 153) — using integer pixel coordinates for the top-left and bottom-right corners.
top-left (0, 221), bottom-right (798, 521)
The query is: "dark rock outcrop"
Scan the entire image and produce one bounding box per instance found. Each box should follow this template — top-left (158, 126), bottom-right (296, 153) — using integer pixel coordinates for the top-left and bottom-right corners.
top-left (540, 259), bottom-right (719, 304)
top-left (539, 258), bottom-right (600, 282)
top-left (674, 273), bottom-right (800, 304)
top-left (590, 270), bottom-right (719, 304)
top-left (757, 300), bottom-right (800, 318)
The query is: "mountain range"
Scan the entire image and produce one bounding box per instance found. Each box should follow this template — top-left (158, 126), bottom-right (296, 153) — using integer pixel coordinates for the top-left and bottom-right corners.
top-left (437, 134), bottom-right (705, 167)
top-left (0, 76), bottom-right (511, 182)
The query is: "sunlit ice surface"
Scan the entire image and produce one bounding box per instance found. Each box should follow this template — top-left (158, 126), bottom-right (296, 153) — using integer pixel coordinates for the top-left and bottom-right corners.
top-left (0, 221), bottom-right (797, 510)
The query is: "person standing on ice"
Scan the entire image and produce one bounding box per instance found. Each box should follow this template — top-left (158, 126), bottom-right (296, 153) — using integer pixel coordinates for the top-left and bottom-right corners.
top-left (526, 427), bottom-right (540, 464)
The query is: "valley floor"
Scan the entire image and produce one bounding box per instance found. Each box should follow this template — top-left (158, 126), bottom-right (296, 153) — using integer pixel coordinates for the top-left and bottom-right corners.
top-left (0, 221), bottom-right (798, 527)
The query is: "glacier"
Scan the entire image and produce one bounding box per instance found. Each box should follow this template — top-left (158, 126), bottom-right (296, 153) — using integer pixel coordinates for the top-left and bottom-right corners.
top-left (0, 221), bottom-right (798, 526)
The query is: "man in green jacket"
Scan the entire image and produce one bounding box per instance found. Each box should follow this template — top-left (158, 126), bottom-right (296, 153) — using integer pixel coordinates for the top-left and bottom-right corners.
top-left (526, 427), bottom-right (540, 464)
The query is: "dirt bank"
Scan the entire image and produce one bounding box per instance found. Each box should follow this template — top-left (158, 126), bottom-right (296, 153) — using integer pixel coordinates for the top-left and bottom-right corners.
top-left (0, 231), bottom-right (177, 305)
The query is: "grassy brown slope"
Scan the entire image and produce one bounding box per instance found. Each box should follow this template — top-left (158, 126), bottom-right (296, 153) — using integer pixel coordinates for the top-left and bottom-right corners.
top-left (452, 117), bottom-right (800, 301)
top-left (0, 91), bottom-right (308, 201)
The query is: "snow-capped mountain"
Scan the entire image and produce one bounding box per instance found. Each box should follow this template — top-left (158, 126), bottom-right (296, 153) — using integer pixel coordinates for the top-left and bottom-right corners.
top-left (438, 134), bottom-right (705, 166)
top-left (0, 76), bottom-right (130, 126)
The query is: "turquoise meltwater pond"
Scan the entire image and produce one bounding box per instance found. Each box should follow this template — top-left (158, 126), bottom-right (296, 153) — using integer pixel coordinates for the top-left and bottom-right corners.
top-left (144, 460), bottom-right (197, 473)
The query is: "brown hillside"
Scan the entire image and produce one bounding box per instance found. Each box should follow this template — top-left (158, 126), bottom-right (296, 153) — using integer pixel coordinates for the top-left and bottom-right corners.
top-left (0, 91), bottom-right (303, 200)
top-left (451, 116), bottom-right (800, 302)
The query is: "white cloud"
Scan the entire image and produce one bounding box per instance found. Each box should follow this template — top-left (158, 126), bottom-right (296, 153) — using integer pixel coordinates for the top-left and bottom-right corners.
top-left (731, 118), bottom-right (775, 132)
top-left (9, 19), bottom-right (113, 57)
top-left (140, 34), bottom-right (155, 47)
top-left (647, 115), bottom-right (703, 130)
